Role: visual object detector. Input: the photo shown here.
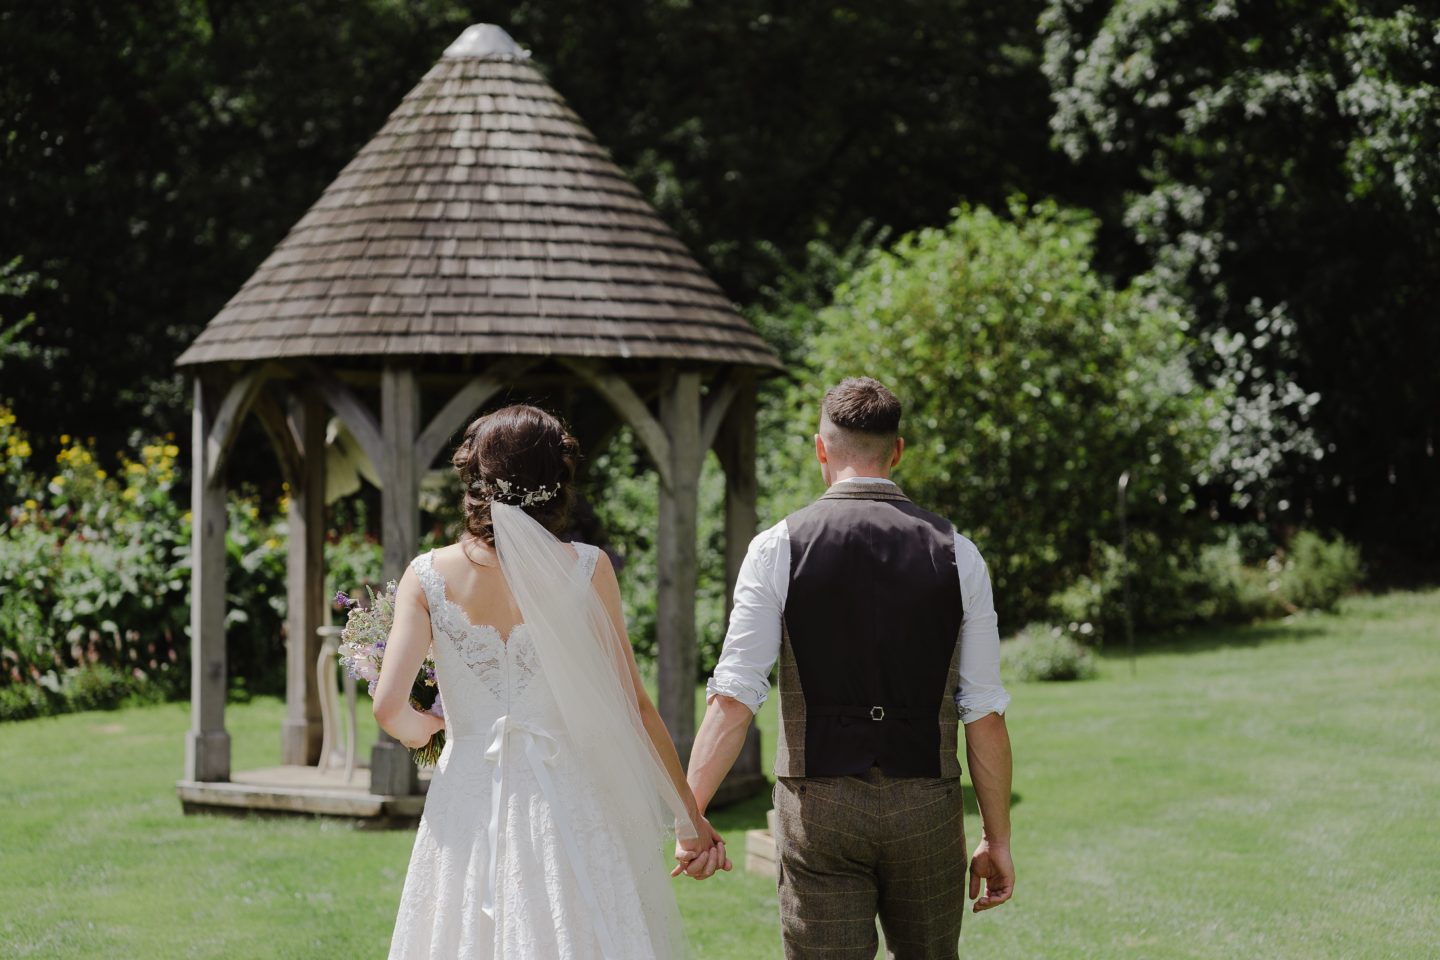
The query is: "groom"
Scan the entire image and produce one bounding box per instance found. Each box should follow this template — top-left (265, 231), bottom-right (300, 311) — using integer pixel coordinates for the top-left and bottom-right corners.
top-left (684, 377), bottom-right (1015, 959)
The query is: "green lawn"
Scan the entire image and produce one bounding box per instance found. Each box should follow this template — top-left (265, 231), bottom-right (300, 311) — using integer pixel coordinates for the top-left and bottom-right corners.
top-left (2, 591), bottom-right (1438, 959)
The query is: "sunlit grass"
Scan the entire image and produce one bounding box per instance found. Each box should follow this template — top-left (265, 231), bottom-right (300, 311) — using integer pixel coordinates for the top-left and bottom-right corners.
top-left (1, 591), bottom-right (1436, 958)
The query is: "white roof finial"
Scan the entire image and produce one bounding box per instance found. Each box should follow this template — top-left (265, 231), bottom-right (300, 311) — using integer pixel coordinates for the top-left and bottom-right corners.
top-left (444, 24), bottom-right (530, 60)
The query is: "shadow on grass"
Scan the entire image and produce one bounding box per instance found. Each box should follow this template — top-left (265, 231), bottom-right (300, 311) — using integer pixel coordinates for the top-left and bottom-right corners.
top-left (1096, 617), bottom-right (1330, 661)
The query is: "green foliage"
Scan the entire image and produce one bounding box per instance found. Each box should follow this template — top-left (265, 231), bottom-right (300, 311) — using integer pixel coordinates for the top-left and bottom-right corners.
top-left (1280, 530), bottom-right (1364, 613)
top-left (0, 681), bottom-right (50, 722)
top-left (1050, 528), bottom-right (1361, 643)
top-left (1001, 624), bottom-right (1098, 682)
top-left (585, 429), bottom-right (732, 677)
top-left (787, 199), bottom-right (1221, 625)
top-left (1040, 0), bottom-right (1440, 565)
top-left (1049, 533), bottom-right (1275, 642)
top-left (0, 415), bottom-right (189, 708)
top-left (1, 0), bottom-right (1065, 486)
top-left (0, 403), bottom-right (397, 720)
top-left (0, 256), bottom-right (57, 374)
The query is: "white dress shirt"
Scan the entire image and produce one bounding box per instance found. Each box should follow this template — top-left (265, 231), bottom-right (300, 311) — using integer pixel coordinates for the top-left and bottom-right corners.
top-left (706, 477), bottom-right (1011, 724)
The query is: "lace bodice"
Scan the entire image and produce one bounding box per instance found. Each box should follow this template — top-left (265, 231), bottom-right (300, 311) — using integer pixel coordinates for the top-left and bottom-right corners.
top-left (410, 544), bottom-right (600, 740)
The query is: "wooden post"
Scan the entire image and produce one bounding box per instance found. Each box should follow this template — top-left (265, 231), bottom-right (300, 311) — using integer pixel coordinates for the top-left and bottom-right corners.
top-left (371, 363), bottom-right (421, 796)
top-left (185, 377), bottom-right (231, 782)
top-left (657, 367), bottom-right (703, 752)
top-left (281, 388), bottom-right (327, 766)
top-left (709, 372), bottom-right (768, 806)
top-left (715, 373), bottom-right (759, 615)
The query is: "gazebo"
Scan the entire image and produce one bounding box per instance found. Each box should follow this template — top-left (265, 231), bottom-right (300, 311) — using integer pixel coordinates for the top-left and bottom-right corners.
top-left (174, 24), bottom-right (779, 820)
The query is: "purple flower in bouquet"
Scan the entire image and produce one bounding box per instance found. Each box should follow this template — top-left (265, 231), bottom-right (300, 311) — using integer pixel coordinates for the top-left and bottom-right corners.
top-left (336, 580), bottom-right (445, 766)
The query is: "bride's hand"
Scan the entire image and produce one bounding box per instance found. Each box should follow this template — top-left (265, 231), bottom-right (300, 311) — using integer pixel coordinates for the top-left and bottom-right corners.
top-left (402, 712), bottom-right (444, 750)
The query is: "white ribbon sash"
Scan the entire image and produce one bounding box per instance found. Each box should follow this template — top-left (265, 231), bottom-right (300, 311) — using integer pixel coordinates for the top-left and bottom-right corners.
top-left (471, 716), bottom-right (619, 960)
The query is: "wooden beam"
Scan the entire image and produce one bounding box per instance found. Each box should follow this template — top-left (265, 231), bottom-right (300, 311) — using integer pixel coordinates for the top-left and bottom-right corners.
top-left (308, 364), bottom-right (386, 475)
top-left (251, 385), bottom-right (303, 491)
top-left (203, 370), bottom-right (267, 488)
top-left (700, 368), bottom-right (743, 454)
top-left (656, 367), bottom-right (703, 750)
top-left (185, 376), bottom-right (231, 783)
top-left (713, 373), bottom-right (759, 616)
top-left (414, 357), bottom-right (539, 468)
top-left (560, 358), bottom-right (674, 488)
top-left (372, 363), bottom-right (421, 797)
top-left (281, 387), bottom-right (327, 766)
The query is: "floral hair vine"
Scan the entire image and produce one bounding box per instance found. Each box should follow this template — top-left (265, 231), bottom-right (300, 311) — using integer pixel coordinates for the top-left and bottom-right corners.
top-left (468, 476), bottom-right (560, 507)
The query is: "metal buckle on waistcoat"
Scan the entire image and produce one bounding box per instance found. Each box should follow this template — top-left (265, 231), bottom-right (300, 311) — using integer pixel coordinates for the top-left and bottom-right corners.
top-left (870, 705), bottom-right (885, 721)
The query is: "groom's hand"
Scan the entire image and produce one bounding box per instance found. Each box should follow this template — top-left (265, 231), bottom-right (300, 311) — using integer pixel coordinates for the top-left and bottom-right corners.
top-left (968, 839), bottom-right (1015, 911)
top-left (671, 817), bottom-right (732, 880)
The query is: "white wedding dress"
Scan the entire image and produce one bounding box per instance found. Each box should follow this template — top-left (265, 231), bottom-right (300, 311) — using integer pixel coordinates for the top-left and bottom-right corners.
top-left (386, 544), bottom-right (676, 959)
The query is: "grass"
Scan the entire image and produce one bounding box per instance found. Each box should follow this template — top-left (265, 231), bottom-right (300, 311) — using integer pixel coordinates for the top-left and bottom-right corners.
top-left (2, 590), bottom-right (1438, 958)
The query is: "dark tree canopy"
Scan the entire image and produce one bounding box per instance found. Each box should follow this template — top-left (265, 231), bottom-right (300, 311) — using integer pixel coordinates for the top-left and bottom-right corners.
top-left (1042, 0), bottom-right (1440, 572)
top-left (0, 0), bottom-right (1062, 463)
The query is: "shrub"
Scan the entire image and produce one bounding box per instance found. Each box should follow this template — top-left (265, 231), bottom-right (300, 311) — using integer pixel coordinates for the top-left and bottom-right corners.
top-left (0, 681), bottom-right (52, 722)
top-left (1279, 531), bottom-right (1363, 612)
top-left (1002, 624), bottom-right (1098, 682)
top-left (1, 416), bottom-right (190, 705)
top-left (59, 663), bottom-right (133, 712)
top-left (790, 199), bottom-right (1223, 627)
top-left (1047, 527), bottom-right (1361, 644)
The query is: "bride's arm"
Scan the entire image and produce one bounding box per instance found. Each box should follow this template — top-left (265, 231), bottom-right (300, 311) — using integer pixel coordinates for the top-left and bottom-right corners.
top-left (372, 568), bottom-right (445, 749)
top-left (591, 552), bottom-right (729, 869)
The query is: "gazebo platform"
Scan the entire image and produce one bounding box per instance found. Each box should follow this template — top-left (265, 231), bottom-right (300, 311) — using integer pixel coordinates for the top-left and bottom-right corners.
top-left (176, 765), bottom-right (430, 828)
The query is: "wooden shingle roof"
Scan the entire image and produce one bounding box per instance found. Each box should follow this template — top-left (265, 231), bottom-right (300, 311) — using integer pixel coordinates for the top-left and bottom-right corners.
top-left (177, 25), bottom-right (780, 370)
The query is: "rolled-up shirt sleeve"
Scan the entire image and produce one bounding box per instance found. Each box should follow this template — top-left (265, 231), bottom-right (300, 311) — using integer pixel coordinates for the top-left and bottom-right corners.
top-left (953, 534), bottom-right (1011, 724)
top-left (705, 521), bottom-right (787, 715)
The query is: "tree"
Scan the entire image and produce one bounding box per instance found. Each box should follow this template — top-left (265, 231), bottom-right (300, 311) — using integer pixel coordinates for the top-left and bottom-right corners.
top-left (796, 200), bottom-right (1222, 624)
top-left (1041, 0), bottom-right (1440, 572)
top-left (0, 0), bottom-right (464, 458)
top-left (1, 0), bottom-right (1066, 470)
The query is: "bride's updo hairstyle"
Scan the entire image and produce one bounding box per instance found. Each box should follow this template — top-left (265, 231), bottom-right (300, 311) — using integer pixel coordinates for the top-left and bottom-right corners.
top-left (451, 405), bottom-right (579, 545)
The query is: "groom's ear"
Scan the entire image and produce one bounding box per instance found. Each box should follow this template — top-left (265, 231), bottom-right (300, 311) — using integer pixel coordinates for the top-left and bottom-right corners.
top-left (891, 437), bottom-right (904, 468)
top-left (815, 433), bottom-right (828, 464)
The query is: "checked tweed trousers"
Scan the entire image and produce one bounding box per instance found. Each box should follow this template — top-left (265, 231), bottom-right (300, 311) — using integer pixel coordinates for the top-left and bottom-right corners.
top-left (773, 768), bottom-right (967, 960)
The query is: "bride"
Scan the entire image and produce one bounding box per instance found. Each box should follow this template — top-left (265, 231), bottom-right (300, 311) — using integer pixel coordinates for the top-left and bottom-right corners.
top-left (372, 404), bottom-right (729, 959)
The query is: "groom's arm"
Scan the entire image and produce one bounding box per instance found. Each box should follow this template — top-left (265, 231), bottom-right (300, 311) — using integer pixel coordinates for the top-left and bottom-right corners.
top-left (687, 524), bottom-right (786, 815)
top-left (964, 713), bottom-right (1015, 910)
top-left (953, 533), bottom-right (1015, 910)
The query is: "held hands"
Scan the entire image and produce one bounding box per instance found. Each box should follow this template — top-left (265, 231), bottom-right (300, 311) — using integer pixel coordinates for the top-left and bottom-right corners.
top-left (671, 816), bottom-right (732, 880)
top-left (968, 838), bottom-right (1015, 912)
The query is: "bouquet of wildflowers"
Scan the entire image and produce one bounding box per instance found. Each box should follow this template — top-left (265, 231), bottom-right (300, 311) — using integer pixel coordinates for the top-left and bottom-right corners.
top-left (335, 582), bottom-right (445, 766)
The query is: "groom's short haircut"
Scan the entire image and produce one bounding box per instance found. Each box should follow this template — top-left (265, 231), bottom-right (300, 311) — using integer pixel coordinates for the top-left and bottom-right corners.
top-left (820, 377), bottom-right (902, 464)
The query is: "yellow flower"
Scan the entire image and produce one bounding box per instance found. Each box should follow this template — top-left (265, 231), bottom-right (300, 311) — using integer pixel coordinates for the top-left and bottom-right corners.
top-left (23, 499), bottom-right (37, 510)
top-left (162, 444), bottom-right (179, 458)
top-left (60, 434), bottom-right (70, 444)
top-left (95, 468), bottom-right (107, 480)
